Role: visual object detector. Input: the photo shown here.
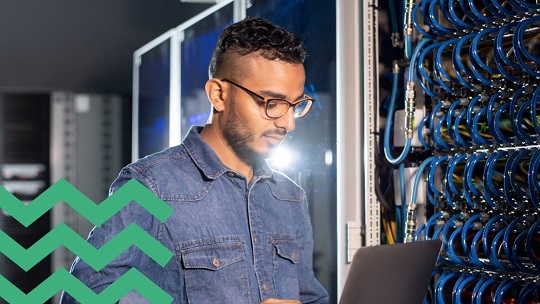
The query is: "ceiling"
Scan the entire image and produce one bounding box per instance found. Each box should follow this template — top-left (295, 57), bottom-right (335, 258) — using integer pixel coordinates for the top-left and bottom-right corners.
top-left (0, 0), bottom-right (212, 94)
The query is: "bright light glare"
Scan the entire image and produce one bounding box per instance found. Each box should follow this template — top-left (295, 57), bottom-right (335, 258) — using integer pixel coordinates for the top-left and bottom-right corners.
top-left (325, 150), bottom-right (333, 166)
top-left (268, 147), bottom-right (295, 169)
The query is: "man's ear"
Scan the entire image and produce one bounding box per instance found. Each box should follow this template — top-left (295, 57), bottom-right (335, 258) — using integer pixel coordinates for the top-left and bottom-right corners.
top-left (205, 78), bottom-right (226, 112)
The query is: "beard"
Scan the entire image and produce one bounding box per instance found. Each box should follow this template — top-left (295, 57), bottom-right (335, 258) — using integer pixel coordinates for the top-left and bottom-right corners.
top-left (222, 98), bottom-right (285, 165)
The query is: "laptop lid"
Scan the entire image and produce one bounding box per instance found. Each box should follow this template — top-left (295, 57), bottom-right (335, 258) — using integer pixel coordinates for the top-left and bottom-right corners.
top-left (339, 239), bottom-right (442, 304)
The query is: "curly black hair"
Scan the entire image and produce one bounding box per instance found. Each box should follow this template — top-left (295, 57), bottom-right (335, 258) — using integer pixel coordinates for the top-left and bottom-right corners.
top-left (208, 17), bottom-right (307, 78)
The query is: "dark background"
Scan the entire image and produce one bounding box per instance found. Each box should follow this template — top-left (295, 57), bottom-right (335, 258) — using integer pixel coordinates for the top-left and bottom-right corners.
top-left (0, 0), bottom-right (212, 94)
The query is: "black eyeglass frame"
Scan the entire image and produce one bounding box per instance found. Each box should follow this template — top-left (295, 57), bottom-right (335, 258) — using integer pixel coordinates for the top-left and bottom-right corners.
top-left (221, 78), bottom-right (315, 119)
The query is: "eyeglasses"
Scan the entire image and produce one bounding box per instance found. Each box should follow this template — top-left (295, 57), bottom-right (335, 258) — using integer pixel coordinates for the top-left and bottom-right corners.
top-left (221, 79), bottom-right (314, 119)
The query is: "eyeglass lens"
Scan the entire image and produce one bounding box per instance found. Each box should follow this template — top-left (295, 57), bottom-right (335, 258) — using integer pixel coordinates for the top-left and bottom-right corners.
top-left (267, 99), bottom-right (312, 118)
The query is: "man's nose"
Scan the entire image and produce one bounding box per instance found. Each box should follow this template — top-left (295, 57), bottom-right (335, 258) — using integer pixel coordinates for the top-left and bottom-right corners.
top-left (274, 107), bottom-right (296, 132)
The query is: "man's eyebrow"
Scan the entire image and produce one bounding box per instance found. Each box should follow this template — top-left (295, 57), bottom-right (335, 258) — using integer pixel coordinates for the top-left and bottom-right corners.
top-left (259, 90), bottom-right (304, 101)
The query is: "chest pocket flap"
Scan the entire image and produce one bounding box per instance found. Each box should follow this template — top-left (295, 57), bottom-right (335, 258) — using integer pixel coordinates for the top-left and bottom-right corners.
top-left (181, 242), bottom-right (245, 270)
top-left (273, 242), bottom-right (299, 264)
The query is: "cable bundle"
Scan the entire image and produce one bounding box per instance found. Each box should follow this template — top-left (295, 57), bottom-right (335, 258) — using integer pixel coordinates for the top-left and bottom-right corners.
top-left (391, 0), bottom-right (540, 303)
top-left (430, 270), bottom-right (540, 303)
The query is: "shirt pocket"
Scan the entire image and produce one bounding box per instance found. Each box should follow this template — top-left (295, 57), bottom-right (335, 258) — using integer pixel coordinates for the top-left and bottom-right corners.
top-left (271, 236), bottom-right (300, 299)
top-left (177, 238), bottom-right (250, 304)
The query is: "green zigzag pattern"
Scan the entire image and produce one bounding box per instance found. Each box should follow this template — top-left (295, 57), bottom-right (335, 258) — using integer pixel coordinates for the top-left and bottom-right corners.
top-left (0, 178), bottom-right (173, 227)
top-left (0, 268), bottom-right (173, 304)
top-left (0, 222), bottom-right (173, 271)
top-left (0, 179), bottom-right (175, 302)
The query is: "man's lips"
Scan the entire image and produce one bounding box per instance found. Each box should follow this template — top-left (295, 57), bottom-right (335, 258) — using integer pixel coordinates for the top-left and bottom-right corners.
top-left (264, 134), bottom-right (284, 145)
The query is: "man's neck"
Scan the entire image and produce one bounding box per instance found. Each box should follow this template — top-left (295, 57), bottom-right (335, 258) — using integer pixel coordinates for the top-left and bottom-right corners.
top-left (200, 124), bottom-right (254, 183)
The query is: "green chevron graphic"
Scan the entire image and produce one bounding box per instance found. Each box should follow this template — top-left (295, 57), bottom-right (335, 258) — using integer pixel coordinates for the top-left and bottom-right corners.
top-left (0, 268), bottom-right (173, 304)
top-left (0, 222), bottom-right (173, 271)
top-left (0, 178), bottom-right (175, 303)
top-left (0, 178), bottom-right (173, 227)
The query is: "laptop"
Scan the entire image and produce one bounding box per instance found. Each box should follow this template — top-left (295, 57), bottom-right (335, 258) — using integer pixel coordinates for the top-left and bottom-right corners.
top-left (339, 239), bottom-right (442, 304)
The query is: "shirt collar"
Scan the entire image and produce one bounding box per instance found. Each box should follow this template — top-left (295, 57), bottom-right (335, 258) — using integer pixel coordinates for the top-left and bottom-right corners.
top-left (182, 126), bottom-right (274, 180)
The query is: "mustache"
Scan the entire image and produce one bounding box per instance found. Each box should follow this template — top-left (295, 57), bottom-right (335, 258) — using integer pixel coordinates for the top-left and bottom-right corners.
top-left (262, 129), bottom-right (287, 137)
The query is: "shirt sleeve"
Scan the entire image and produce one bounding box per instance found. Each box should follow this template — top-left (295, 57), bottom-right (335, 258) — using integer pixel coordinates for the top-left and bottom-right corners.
top-left (59, 169), bottom-right (166, 303)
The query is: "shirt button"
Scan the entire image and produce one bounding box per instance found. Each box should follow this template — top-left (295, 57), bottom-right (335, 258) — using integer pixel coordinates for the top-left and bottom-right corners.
top-left (291, 251), bottom-right (297, 260)
top-left (253, 236), bottom-right (258, 243)
top-left (227, 172), bottom-right (235, 177)
top-left (263, 283), bottom-right (268, 291)
top-left (213, 257), bottom-right (220, 267)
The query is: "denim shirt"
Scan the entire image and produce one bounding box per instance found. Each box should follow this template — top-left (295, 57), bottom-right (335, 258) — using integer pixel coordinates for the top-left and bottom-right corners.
top-left (60, 126), bottom-right (328, 304)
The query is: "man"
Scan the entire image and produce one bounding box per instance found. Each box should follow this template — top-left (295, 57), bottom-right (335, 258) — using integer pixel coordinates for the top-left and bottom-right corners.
top-left (60, 17), bottom-right (328, 304)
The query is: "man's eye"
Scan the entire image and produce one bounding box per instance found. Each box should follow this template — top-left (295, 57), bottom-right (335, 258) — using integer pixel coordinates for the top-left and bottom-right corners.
top-left (266, 101), bottom-right (279, 109)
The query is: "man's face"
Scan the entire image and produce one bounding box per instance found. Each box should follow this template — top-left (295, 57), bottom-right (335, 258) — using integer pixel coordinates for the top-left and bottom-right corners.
top-left (221, 55), bottom-right (306, 164)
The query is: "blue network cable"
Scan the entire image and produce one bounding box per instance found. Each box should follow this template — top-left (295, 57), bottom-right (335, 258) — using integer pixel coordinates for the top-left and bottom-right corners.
top-left (416, 42), bottom-right (441, 97)
top-left (428, 155), bottom-right (448, 196)
top-left (528, 150), bottom-right (540, 209)
top-left (514, 16), bottom-right (540, 65)
top-left (399, 162), bottom-right (407, 242)
top-left (506, 0), bottom-right (529, 12)
top-left (462, 153), bottom-right (478, 208)
top-left (481, 0), bottom-right (506, 18)
top-left (515, 99), bottom-right (536, 142)
top-left (461, 214), bottom-right (483, 259)
top-left (510, 229), bottom-right (534, 273)
top-left (502, 216), bottom-right (527, 268)
top-left (468, 0), bottom-right (495, 23)
top-left (442, 213), bottom-right (464, 256)
top-left (494, 22), bottom-right (522, 77)
top-left (384, 68), bottom-right (411, 165)
top-left (453, 274), bottom-right (479, 304)
top-left (470, 228), bottom-right (493, 268)
top-left (509, 87), bottom-right (526, 142)
top-left (486, 151), bottom-right (507, 197)
top-left (513, 16), bottom-right (540, 77)
top-left (466, 95), bottom-right (486, 145)
top-left (453, 110), bottom-right (472, 147)
top-left (507, 150), bottom-right (529, 197)
top-left (470, 276), bottom-right (492, 303)
top-left (415, 223), bottom-right (427, 241)
top-left (418, 115), bottom-right (434, 150)
top-left (504, 150), bottom-right (530, 208)
top-left (448, 226), bottom-right (474, 265)
top-left (466, 152), bottom-right (486, 198)
top-left (436, 271), bottom-right (461, 303)
top-left (458, 0), bottom-right (484, 25)
top-left (385, 37), bottom-right (432, 165)
top-left (471, 107), bottom-right (491, 145)
top-left (411, 2), bottom-right (436, 39)
top-left (490, 0), bottom-right (517, 16)
top-left (435, 114), bottom-right (452, 149)
top-left (452, 33), bottom-right (478, 90)
top-left (517, 282), bottom-right (540, 304)
top-left (474, 277), bottom-right (501, 304)
top-left (481, 215), bottom-right (504, 257)
top-left (469, 27), bottom-right (499, 74)
top-left (446, 98), bottom-right (468, 147)
top-left (404, 156), bottom-right (437, 242)
top-left (482, 153), bottom-right (499, 208)
top-left (489, 227), bottom-right (514, 271)
top-left (448, 0), bottom-right (474, 29)
top-left (530, 86), bottom-right (540, 136)
top-left (493, 278), bottom-right (520, 304)
top-left (427, 0), bottom-right (455, 35)
top-left (424, 211), bottom-right (443, 240)
top-left (493, 103), bottom-right (513, 144)
top-left (526, 219), bottom-right (540, 270)
top-left (435, 39), bottom-right (460, 93)
top-left (447, 154), bottom-right (467, 196)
